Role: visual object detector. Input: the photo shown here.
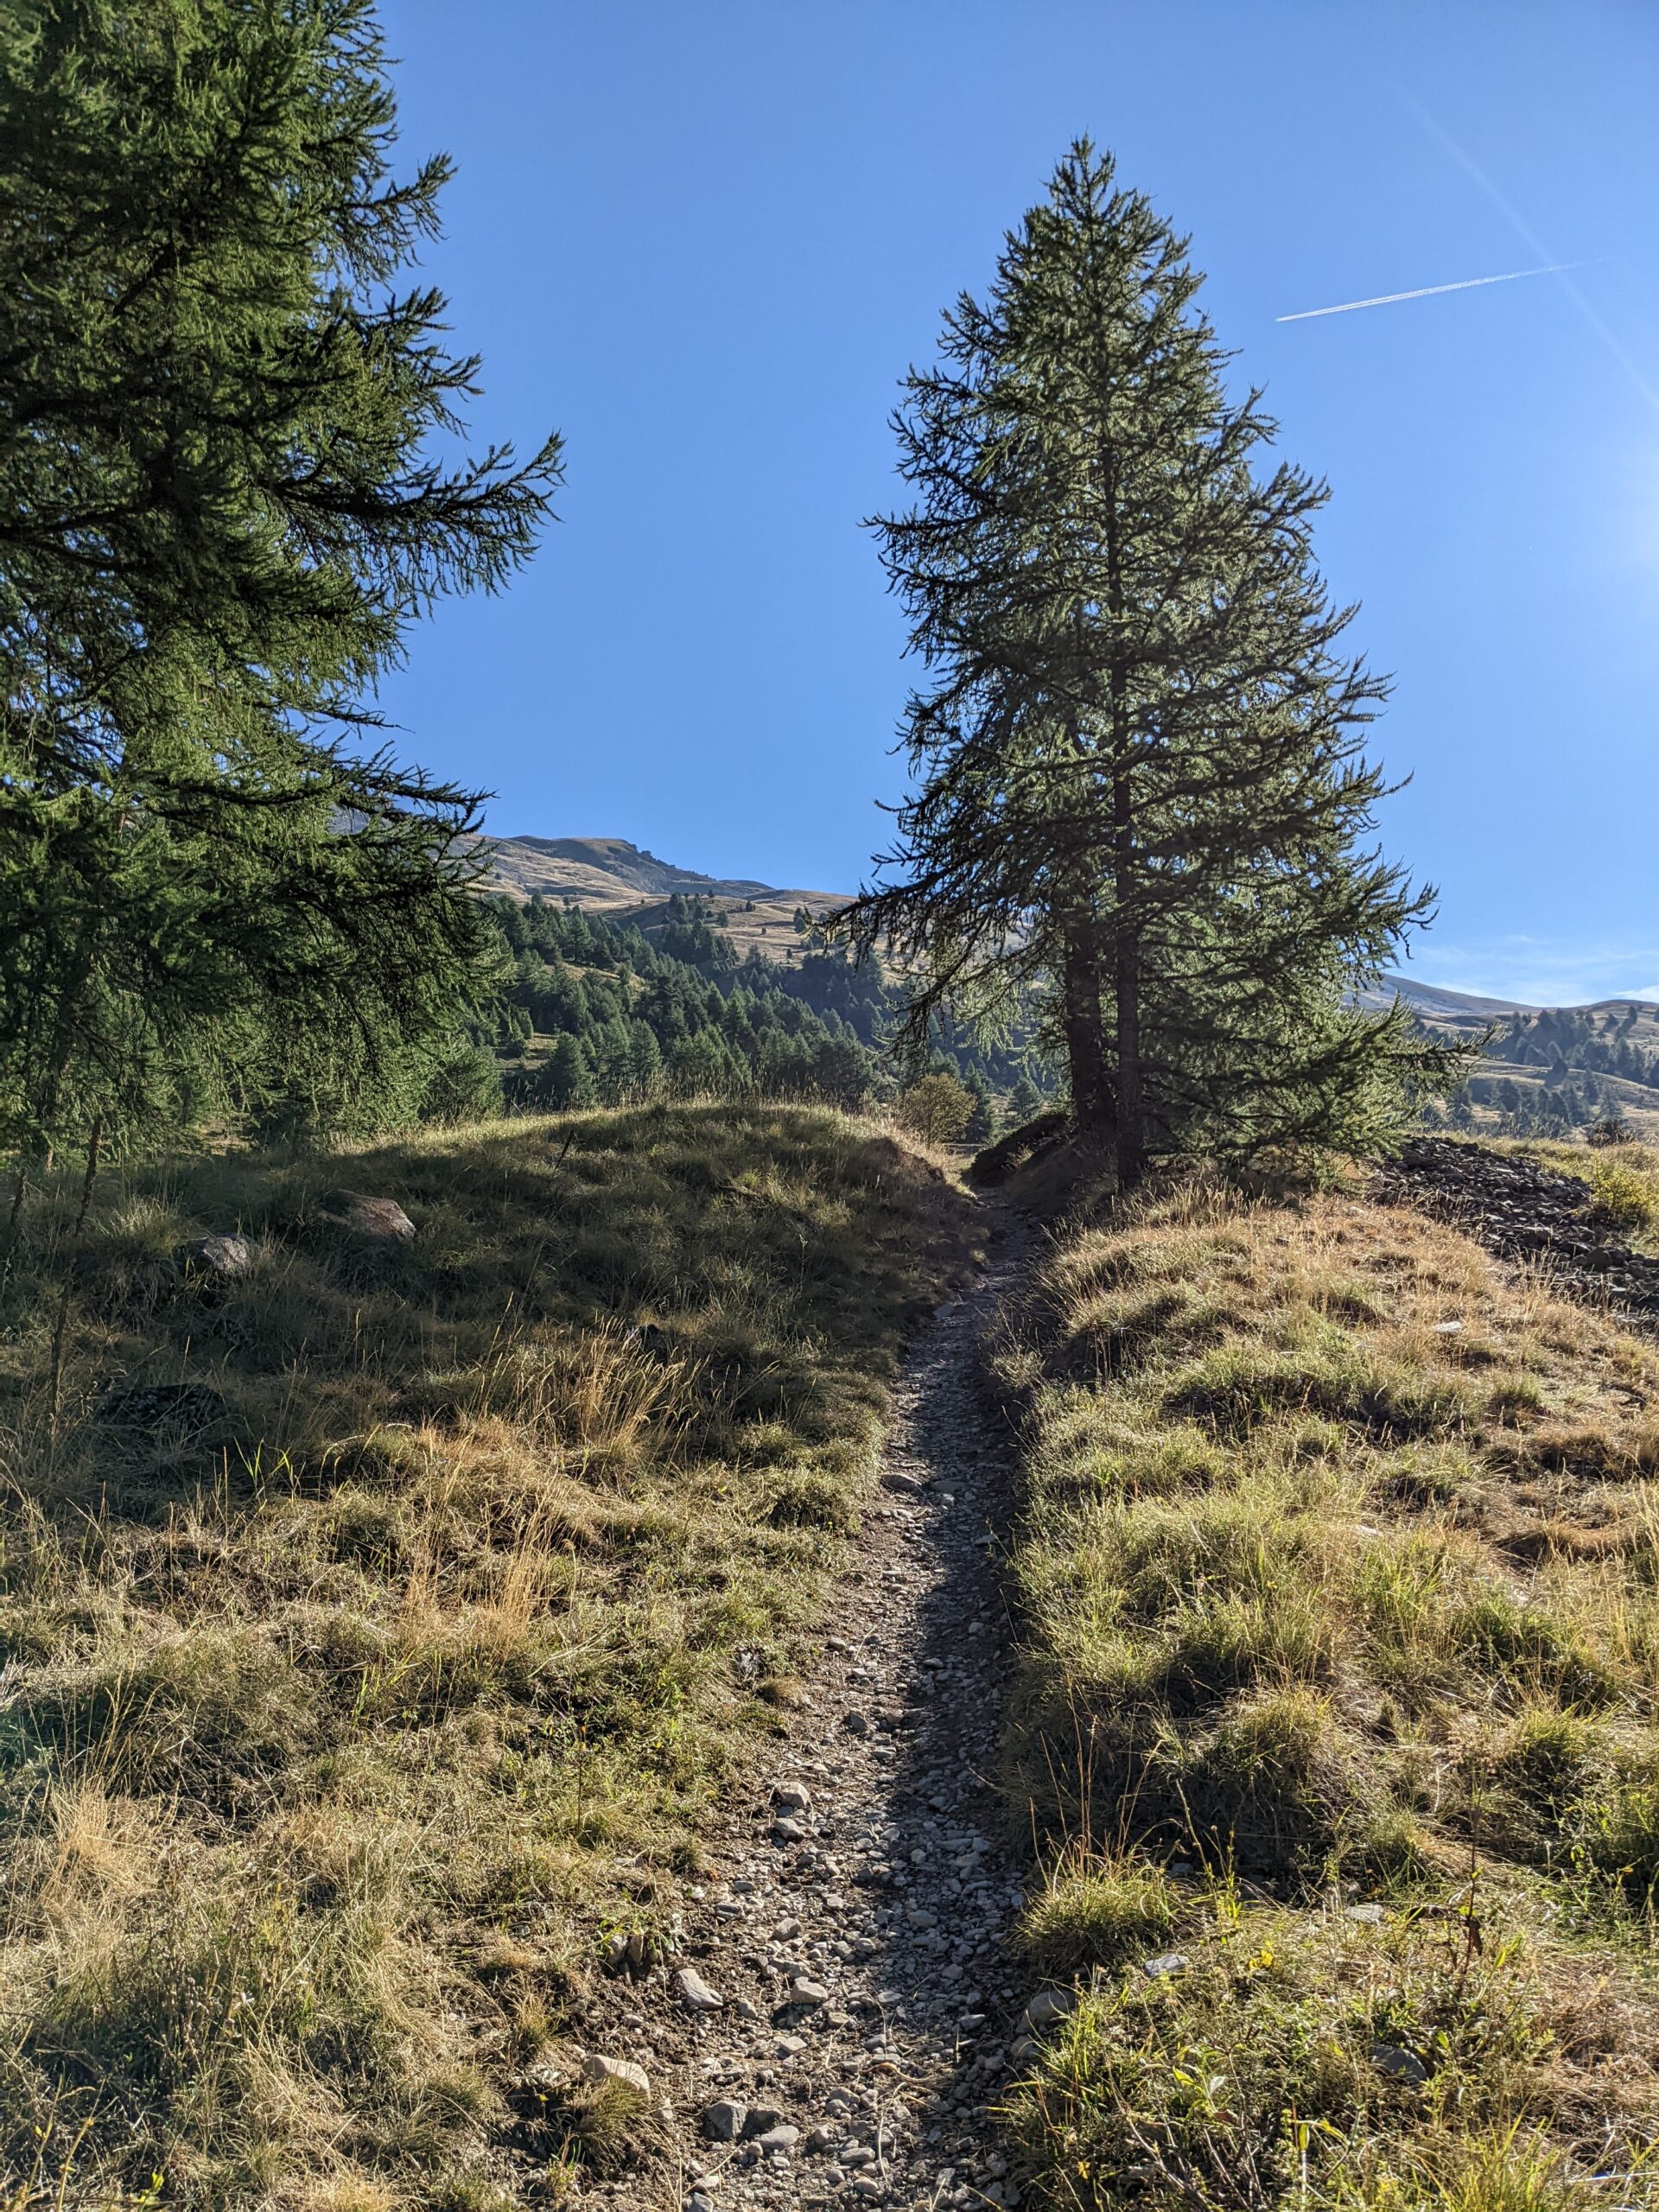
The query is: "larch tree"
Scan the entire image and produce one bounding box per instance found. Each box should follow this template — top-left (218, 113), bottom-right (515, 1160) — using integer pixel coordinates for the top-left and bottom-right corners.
top-left (843, 141), bottom-right (1456, 1185)
top-left (0, 0), bottom-right (561, 1173)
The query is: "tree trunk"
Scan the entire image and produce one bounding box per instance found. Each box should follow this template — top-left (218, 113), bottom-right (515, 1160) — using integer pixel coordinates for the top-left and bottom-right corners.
top-left (1062, 918), bottom-right (1115, 1147)
top-left (1103, 467), bottom-right (1143, 1189)
top-left (1113, 907), bottom-right (1144, 1188)
top-left (1111, 753), bottom-right (1144, 1187)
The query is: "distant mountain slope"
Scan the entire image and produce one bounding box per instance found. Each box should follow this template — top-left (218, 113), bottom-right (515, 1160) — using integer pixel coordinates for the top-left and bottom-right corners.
top-left (1370, 976), bottom-right (1537, 1021)
top-left (478, 835), bottom-right (853, 965)
top-left (1355, 976), bottom-right (1540, 1042)
top-left (482, 834), bottom-right (849, 912)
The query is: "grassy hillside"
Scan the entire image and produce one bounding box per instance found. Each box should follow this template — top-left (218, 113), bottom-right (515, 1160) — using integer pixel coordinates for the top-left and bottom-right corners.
top-left (999, 1174), bottom-right (1659, 2212)
top-left (0, 1105), bottom-right (970, 2209)
top-left (1421, 1001), bottom-right (1659, 1142)
top-left (480, 836), bottom-right (848, 967)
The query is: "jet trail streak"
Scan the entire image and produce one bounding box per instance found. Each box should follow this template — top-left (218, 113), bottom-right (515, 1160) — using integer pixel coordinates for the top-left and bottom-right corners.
top-left (1279, 263), bottom-right (1588, 323)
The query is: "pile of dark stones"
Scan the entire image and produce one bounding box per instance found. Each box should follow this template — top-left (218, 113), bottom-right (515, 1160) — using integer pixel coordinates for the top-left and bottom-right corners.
top-left (1374, 1136), bottom-right (1659, 1316)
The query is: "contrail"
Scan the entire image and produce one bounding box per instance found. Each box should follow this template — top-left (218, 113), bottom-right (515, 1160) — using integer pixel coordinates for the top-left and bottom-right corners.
top-left (1280, 262), bottom-right (1590, 322)
top-left (1401, 93), bottom-right (1659, 416)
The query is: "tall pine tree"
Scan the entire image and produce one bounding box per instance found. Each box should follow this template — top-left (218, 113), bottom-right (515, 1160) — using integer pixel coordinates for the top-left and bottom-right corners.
top-left (845, 142), bottom-right (1455, 1185)
top-left (0, 0), bottom-right (561, 1164)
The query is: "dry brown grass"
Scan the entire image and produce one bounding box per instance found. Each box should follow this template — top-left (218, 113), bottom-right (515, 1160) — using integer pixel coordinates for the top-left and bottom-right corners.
top-left (1001, 1173), bottom-right (1659, 2212)
top-left (0, 1103), bottom-right (970, 2208)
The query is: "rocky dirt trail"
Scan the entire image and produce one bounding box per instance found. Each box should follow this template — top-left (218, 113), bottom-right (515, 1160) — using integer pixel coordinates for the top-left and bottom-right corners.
top-left (577, 1209), bottom-right (1039, 2211)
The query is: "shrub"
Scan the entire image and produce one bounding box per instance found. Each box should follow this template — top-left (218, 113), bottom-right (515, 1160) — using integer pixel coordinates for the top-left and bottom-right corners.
top-left (1589, 1155), bottom-right (1657, 1233)
top-left (896, 1071), bottom-right (975, 1145)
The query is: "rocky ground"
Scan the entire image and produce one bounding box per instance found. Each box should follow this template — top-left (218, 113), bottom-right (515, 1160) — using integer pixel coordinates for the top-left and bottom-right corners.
top-left (1376, 1135), bottom-right (1659, 1314)
top-left (564, 1213), bottom-right (1042, 2210)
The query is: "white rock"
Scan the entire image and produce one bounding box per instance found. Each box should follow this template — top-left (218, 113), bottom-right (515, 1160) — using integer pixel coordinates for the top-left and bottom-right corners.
top-left (582, 2052), bottom-right (650, 2094)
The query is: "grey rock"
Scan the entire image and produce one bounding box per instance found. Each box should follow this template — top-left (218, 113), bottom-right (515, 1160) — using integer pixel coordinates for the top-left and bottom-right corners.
top-left (316, 1190), bottom-right (416, 1243)
top-left (773, 1815), bottom-right (808, 1844)
top-left (1371, 2042), bottom-right (1427, 2085)
top-left (582, 2052), bottom-right (650, 2094)
top-left (754, 2123), bottom-right (801, 2151)
top-left (1141, 1952), bottom-right (1189, 1979)
top-left (702, 2099), bottom-right (747, 2142)
top-left (788, 1976), bottom-right (830, 2005)
top-left (181, 1234), bottom-right (256, 1278)
top-left (882, 1470), bottom-right (926, 1495)
top-left (99, 1382), bottom-right (228, 1436)
top-left (674, 1967), bottom-right (724, 2012)
top-left (1021, 1987), bottom-right (1073, 2030)
top-left (843, 1711), bottom-right (873, 1736)
top-left (775, 1783), bottom-right (813, 1811)
top-left (1345, 1903), bottom-right (1387, 1925)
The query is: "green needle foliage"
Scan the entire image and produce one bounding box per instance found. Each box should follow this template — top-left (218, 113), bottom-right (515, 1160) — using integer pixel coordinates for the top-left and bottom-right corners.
top-left (845, 141), bottom-right (1459, 1185)
top-left (0, 0), bottom-right (562, 1166)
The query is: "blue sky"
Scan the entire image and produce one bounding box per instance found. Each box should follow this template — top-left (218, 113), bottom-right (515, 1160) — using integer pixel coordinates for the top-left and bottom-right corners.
top-left (375, 1), bottom-right (1659, 1007)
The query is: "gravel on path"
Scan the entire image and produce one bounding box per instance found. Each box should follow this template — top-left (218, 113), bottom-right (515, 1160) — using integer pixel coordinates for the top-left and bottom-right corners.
top-left (576, 1210), bottom-right (1036, 2210)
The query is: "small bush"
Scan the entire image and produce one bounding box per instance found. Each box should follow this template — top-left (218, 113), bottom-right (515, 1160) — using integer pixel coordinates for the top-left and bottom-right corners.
top-left (895, 1071), bottom-right (975, 1145)
top-left (1589, 1156), bottom-right (1657, 1233)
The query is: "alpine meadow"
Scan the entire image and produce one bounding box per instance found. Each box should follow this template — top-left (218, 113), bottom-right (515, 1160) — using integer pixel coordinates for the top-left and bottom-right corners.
top-left (3, 10), bottom-right (1657, 2212)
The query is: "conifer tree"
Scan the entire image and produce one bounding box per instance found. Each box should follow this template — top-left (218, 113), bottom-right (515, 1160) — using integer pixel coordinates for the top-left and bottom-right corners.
top-left (844, 142), bottom-right (1453, 1184)
top-left (0, 0), bottom-right (561, 1164)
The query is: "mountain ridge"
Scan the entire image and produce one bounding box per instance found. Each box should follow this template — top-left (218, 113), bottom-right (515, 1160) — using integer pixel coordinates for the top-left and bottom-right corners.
top-left (481, 832), bottom-right (850, 912)
top-left (482, 838), bottom-right (1659, 1024)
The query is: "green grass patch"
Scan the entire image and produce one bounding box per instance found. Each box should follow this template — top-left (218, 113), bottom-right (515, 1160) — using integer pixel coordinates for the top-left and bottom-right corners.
top-left (0, 1103), bottom-right (969, 2207)
top-left (1001, 1184), bottom-right (1659, 2209)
